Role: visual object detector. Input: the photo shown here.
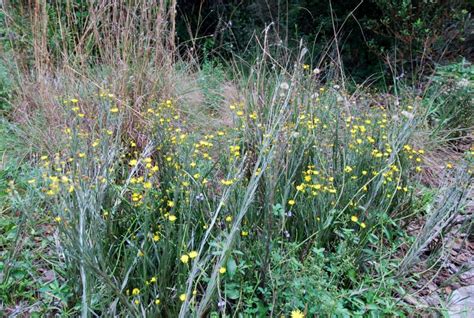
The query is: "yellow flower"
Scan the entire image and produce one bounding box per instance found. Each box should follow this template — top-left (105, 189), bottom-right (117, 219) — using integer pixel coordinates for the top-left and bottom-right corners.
top-left (179, 293), bottom-right (186, 302)
top-left (360, 222), bottom-right (367, 229)
top-left (144, 182), bottom-right (152, 189)
top-left (155, 298), bottom-right (161, 305)
top-left (288, 199), bottom-right (295, 206)
top-left (351, 215), bottom-right (358, 222)
top-left (54, 216), bottom-right (62, 223)
top-left (150, 276), bottom-right (157, 283)
top-left (344, 166), bottom-right (353, 173)
top-left (291, 309), bottom-right (305, 318)
top-left (153, 234), bottom-right (160, 242)
top-left (134, 299), bottom-right (140, 305)
top-left (180, 254), bottom-right (189, 264)
top-left (168, 215), bottom-right (177, 222)
top-left (129, 159), bottom-right (138, 166)
top-left (241, 230), bottom-right (249, 237)
top-left (167, 200), bottom-right (175, 208)
top-left (132, 288), bottom-right (140, 296)
top-left (188, 251), bottom-right (198, 259)
top-left (219, 267), bottom-right (226, 274)
top-left (221, 179), bottom-right (234, 186)
top-left (225, 216), bottom-right (232, 222)
top-left (110, 107), bottom-right (119, 113)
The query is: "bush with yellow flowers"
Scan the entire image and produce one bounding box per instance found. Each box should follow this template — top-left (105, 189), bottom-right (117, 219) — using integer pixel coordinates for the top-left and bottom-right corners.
top-left (9, 58), bottom-right (472, 317)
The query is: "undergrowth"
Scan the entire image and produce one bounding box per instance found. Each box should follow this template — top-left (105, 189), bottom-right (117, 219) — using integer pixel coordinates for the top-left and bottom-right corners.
top-left (0, 1), bottom-right (473, 317)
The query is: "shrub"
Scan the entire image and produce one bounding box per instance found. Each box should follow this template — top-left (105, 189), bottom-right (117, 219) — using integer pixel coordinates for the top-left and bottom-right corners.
top-left (426, 59), bottom-right (474, 137)
top-left (8, 55), bottom-right (433, 315)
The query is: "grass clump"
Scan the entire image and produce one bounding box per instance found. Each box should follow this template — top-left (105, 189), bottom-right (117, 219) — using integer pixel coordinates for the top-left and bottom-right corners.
top-left (1, 2), bottom-right (473, 317)
top-left (7, 60), bottom-right (444, 316)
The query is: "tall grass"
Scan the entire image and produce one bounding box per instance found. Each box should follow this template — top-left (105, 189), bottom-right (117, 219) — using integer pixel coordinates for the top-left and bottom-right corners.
top-left (2, 1), bottom-right (473, 317)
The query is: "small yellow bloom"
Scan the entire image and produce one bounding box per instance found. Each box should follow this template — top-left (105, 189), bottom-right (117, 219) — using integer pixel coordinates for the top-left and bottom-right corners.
top-left (351, 215), bottom-right (358, 223)
top-left (225, 216), bottom-right (232, 222)
top-left (180, 254), bottom-right (190, 264)
top-left (288, 199), bottom-right (295, 206)
top-left (110, 107), bottom-right (119, 113)
top-left (54, 216), bottom-right (62, 223)
top-left (144, 181), bottom-right (152, 189)
top-left (291, 309), bottom-right (305, 318)
top-left (167, 201), bottom-right (175, 208)
top-left (153, 234), bottom-right (160, 242)
top-left (132, 288), bottom-right (140, 296)
top-left (188, 251), bottom-right (198, 259)
top-left (221, 179), bottom-right (234, 186)
top-left (360, 222), bottom-right (367, 229)
top-left (168, 215), bottom-right (177, 222)
top-left (219, 267), bottom-right (226, 274)
top-left (155, 298), bottom-right (161, 305)
top-left (129, 159), bottom-right (138, 166)
top-left (179, 293), bottom-right (186, 302)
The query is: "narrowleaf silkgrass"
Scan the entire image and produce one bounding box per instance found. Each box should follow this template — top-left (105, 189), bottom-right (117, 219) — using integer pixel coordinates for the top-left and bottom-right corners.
top-left (8, 49), bottom-right (463, 316)
top-left (2, 1), bottom-right (473, 315)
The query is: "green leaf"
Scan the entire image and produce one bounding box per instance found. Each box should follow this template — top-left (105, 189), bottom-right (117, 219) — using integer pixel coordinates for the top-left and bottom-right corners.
top-left (227, 257), bottom-right (237, 278)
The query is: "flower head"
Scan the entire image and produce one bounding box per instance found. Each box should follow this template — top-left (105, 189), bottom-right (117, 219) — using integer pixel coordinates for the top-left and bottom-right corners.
top-left (291, 309), bottom-right (305, 318)
top-left (132, 288), bottom-right (140, 296)
top-left (180, 254), bottom-right (190, 264)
